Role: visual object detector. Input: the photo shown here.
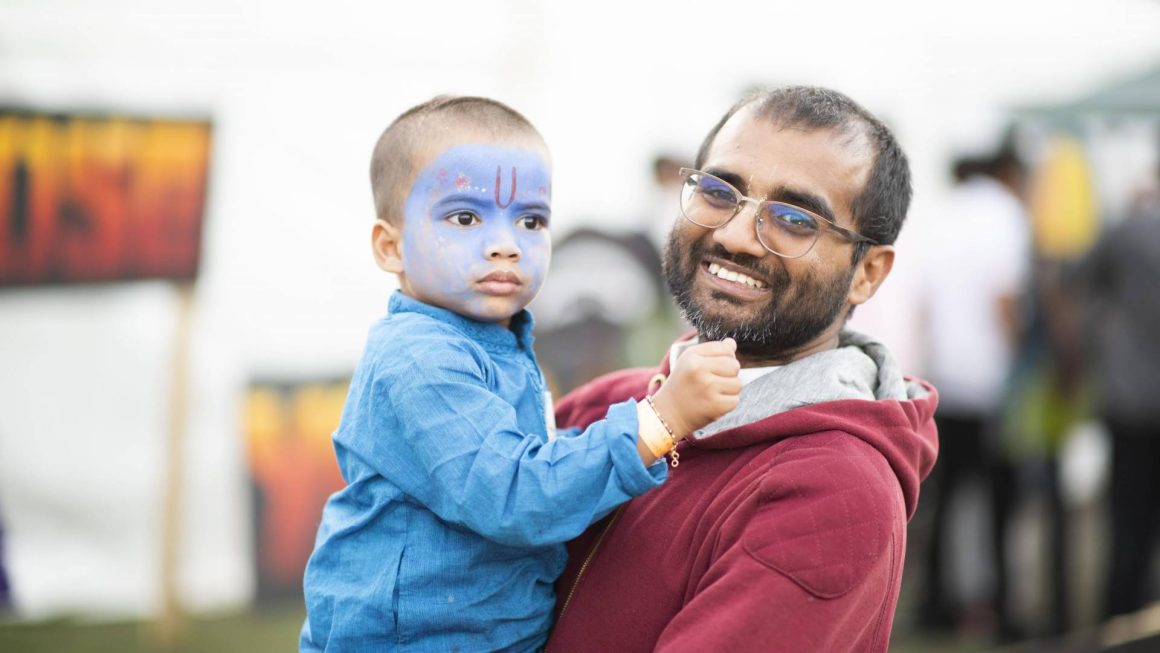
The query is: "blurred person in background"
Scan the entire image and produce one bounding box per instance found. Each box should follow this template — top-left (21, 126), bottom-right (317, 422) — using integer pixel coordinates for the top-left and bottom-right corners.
top-left (0, 520), bottom-right (9, 611)
top-left (643, 154), bottom-right (690, 251)
top-left (546, 85), bottom-right (938, 653)
top-left (532, 152), bottom-right (693, 394)
top-left (996, 139), bottom-right (1097, 638)
top-left (918, 136), bottom-right (1031, 640)
top-left (1080, 146), bottom-right (1160, 622)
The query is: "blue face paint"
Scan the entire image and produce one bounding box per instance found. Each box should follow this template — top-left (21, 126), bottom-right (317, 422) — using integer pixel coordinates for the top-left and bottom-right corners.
top-left (400, 143), bottom-right (552, 325)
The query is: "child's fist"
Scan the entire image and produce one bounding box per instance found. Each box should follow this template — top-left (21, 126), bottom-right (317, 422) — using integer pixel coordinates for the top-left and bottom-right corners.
top-left (649, 338), bottom-right (742, 438)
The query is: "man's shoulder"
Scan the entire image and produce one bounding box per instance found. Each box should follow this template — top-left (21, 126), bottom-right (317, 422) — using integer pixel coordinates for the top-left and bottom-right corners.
top-left (555, 368), bottom-right (655, 429)
top-left (737, 431), bottom-right (902, 598)
top-left (744, 430), bottom-right (902, 504)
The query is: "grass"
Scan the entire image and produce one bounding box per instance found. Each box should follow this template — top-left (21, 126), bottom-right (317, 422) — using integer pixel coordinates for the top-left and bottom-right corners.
top-left (0, 603), bottom-right (306, 653)
top-left (2, 602), bottom-right (1100, 653)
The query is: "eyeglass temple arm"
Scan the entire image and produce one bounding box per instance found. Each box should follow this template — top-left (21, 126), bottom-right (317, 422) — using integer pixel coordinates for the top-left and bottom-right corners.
top-left (827, 220), bottom-right (878, 245)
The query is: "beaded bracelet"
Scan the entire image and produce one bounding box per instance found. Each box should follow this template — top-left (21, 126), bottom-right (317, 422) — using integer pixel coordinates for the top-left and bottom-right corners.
top-left (636, 401), bottom-right (673, 460)
top-left (644, 395), bottom-right (680, 468)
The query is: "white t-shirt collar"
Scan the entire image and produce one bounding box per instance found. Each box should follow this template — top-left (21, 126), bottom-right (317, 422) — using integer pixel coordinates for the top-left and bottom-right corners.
top-left (669, 338), bottom-right (780, 387)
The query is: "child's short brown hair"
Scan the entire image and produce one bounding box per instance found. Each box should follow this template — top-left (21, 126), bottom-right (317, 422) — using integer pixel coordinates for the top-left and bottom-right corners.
top-left (370, 96), bottom-right (544, 224)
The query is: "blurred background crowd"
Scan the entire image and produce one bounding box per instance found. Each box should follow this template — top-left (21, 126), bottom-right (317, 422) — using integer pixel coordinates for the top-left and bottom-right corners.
top-left (1, 1), bottom-right (1160, 651)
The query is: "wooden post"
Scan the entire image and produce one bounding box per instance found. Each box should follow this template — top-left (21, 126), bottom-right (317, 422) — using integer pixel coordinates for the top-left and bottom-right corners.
top-left (155, 282), bottom-right (195, 648)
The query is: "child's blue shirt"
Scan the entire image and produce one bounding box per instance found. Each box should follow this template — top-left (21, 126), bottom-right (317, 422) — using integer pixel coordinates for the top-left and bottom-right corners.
top-left (301, 292), bottom-right (666, 652)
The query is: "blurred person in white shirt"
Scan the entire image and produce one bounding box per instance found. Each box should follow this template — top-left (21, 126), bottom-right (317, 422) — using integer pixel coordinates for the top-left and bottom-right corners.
top-left (918, 136), bottom-right (1030, 640)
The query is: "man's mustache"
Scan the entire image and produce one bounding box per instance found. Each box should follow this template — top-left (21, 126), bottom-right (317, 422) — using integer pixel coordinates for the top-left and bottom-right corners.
top-left (699, 243), bottom-right (779, 285)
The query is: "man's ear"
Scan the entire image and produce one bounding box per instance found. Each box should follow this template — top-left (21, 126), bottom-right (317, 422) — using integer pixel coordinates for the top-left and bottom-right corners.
top-left (848, 245), bottom-right (894, 307)
top-left (371, 219), bottom-right (404, 274)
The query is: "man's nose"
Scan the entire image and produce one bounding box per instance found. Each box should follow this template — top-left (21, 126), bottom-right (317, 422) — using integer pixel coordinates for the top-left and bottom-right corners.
top-left (712, 202), bottom-right (767, 259)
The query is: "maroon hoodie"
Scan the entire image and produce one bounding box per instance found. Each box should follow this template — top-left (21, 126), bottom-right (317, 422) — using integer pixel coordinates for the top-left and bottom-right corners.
top-left (546, 335), bottom-right (938, 653)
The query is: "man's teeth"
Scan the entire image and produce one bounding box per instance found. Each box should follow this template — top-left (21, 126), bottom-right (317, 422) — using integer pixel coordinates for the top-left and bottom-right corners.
top-left (707, 262), bottom-right (766, 289)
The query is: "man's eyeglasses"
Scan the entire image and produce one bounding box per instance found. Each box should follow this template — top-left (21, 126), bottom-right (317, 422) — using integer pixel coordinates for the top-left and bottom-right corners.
top-left (678, 168), bottom-right (878, 259)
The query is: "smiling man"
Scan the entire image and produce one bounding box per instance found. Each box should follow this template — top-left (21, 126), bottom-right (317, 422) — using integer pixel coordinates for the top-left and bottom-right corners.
top-left (545, 87), bottom-right (939, 653)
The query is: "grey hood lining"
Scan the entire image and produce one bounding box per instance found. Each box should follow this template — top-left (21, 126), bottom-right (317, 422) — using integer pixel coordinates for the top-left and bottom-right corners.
top-left (695, 329), bottom-right (929, 438)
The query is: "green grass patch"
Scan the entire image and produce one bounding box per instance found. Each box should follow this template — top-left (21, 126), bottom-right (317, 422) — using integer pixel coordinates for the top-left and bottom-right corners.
top-left (0, 603), bottom-right (305, 653)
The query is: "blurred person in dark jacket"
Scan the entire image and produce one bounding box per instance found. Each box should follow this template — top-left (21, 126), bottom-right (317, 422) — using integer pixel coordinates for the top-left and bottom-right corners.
top-left (1081, 153), bottom-right (1160, 621)
top-left (0, 520), bottom-right (9, 610)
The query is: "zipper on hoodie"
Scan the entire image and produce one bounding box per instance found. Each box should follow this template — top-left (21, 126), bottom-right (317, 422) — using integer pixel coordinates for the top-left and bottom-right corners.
top-left (547, 505), bottom-right (624, 650)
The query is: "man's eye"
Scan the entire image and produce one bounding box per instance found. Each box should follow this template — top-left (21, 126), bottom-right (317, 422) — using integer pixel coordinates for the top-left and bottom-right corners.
top-left (768, 205), bottom-right (819, 234)
top-left (447, 212), bottom-right (480, 227)
top-left (517, 215), bottom-right (548, 230)
top-left (696, 182), bottom-right (737, 207)
top-left (710, 189), bottom-right (735, 201)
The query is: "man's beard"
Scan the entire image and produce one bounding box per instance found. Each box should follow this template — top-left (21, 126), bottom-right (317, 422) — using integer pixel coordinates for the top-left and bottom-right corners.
top-left (662, 229), bottom-right (854, 360)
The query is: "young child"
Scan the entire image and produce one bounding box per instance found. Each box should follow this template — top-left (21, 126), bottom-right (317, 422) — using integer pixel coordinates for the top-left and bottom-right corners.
top-left (300, 96), bottom-right (741, 653)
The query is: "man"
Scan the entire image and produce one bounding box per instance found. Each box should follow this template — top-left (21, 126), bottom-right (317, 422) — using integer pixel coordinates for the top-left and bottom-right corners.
top-left (545, 86), bottom-right (938, 652)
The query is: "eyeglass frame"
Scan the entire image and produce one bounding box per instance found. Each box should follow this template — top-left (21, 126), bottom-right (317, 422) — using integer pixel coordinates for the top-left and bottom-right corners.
top-left (677, 167), bottom-right (879, 259)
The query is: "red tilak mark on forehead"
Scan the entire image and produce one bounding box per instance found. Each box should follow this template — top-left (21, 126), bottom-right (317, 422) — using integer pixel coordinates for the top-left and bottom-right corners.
top-left (495, 166), bottom-right (517, 209)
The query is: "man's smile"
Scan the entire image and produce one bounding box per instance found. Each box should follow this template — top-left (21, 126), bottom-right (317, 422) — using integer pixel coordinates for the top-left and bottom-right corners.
top-left (699, 259), bottom-right (771, 301)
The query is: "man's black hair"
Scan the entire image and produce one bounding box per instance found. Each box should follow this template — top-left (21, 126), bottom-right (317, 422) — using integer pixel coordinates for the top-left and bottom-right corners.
top-left (694, 86), bottom-right (912, 262)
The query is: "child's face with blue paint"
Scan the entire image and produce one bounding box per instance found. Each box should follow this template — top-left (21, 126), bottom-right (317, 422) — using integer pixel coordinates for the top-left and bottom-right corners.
top-left (398, 141), bottom-right (552, 326)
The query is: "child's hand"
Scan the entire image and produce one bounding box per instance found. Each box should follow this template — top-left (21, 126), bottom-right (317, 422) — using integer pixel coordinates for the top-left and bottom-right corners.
top-left (649, 338), bottom-right (741, 438)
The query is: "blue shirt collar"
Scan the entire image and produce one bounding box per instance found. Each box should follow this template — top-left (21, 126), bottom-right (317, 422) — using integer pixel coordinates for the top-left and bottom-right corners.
top-left (388, 291), bottom-right (535, 351)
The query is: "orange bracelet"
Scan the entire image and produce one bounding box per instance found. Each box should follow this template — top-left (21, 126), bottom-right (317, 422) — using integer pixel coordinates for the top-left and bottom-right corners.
top-left (644, 395), bottom-right (680, 468)
top-left (636, 400), bottom-right (673, 460)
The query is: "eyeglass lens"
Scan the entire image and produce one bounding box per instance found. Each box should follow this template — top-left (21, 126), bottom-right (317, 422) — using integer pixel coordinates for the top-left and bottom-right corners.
top-left (680, 173), bottom-right (821, 258)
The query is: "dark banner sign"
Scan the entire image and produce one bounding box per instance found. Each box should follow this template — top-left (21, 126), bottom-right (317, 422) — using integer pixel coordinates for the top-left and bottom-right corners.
top-left (245, 379), bottom-right (348, 600)
top-left (0, 110), bottom-right (212, 286)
